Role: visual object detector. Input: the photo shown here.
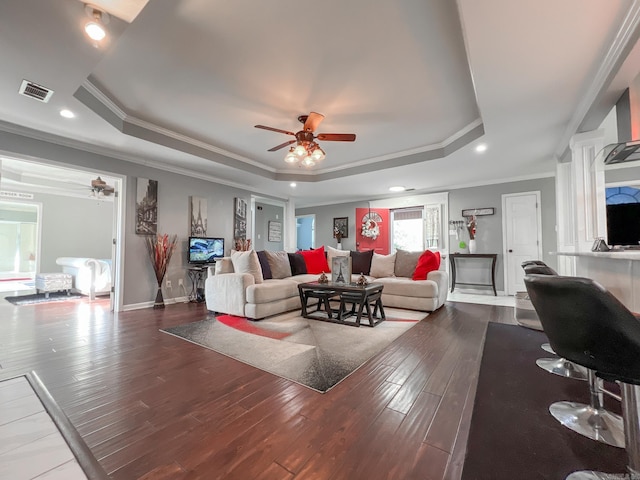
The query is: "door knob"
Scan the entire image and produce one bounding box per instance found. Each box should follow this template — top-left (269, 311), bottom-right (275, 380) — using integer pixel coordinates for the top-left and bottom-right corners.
top-left (508, 249), bottom-right (513, 253)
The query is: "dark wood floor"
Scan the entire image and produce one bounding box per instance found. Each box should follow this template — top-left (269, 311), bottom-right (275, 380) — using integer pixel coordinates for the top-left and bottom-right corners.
top-left (0, 297), bottom-right (516, 479)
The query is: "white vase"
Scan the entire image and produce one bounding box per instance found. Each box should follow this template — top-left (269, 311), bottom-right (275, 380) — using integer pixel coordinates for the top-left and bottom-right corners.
top-left (336, 242), bottom-right (342, 250)
top-left (468, 239), bottom-right (477, 254)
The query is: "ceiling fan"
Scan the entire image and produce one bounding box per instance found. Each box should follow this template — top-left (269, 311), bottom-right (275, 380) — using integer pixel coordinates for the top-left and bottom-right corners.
top-left (89, 176), bottom-right (115, 197)
top-left (255, 112), bottom-right (356, 167)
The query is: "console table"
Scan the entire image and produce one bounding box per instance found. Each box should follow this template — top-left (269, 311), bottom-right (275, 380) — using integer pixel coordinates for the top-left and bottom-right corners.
top-left (449, 253), bottom-right (498, 295)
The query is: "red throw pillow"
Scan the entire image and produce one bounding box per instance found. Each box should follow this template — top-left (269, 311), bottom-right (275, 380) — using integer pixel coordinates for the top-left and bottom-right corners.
top-left (412, 250), bottom-right (441, 280)
top-left (299, 246), bottom-right (330, 274)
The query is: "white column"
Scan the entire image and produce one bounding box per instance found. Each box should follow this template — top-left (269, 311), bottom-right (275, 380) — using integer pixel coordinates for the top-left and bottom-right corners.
top-left (568, 130), bottom-right (606, 252)
top-left (284, 198), bottom-right (296, 252)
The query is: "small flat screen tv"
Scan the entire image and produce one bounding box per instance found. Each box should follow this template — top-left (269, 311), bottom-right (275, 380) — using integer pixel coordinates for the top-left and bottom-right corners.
top-left (606, 204), bottom-right (640, 247)
top-left (188, 237), bottom-right (224, 264)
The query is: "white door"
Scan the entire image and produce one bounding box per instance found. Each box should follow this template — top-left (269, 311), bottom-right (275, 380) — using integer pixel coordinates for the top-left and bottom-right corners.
top-left (503, 192), bottom-right (542, 295)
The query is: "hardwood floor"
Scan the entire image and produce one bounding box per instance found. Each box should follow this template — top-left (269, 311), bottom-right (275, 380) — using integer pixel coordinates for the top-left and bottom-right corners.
top-left (0, 297), bottom-right (516, 479)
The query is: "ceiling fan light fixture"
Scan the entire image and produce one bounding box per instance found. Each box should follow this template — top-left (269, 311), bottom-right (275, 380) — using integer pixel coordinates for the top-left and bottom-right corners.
top-left (284, 148), bottom-right (298, 164)
top-left (293, 144), bottom-right (307, 157)
top-left (84, 5), bottom-right (109, 42)
top-left (301, 156), bottom-right (315, 167)
top-left (311, 146), bottom-right (325, 162)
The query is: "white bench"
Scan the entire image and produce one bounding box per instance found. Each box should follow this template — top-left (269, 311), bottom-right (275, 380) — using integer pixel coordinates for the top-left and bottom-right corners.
top-left (35, 273), bottom-right (72, 298)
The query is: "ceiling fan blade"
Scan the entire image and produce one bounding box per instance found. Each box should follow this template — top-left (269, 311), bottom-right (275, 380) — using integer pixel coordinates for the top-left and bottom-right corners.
top-left (268, 139), bottom-right (296, 152)
top-left (255, 125), bottom-right (295, 136)
top-left (316, 133), bottom-right (356, 142)
top-left (304, 112), bottom-right (325, 132)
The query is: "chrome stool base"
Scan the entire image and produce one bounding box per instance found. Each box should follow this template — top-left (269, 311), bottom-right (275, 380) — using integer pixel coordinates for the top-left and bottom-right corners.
top-left (541, 342), bottom-right (555, 354)
top-left (537, 357), bottom-right (589, 381)
top-left (549, 401), bottom-right (624, 448)
top-left (566, 471), bottom-right (640, 479)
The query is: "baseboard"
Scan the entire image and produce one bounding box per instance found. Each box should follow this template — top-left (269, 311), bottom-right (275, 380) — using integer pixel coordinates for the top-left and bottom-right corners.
top-left (121, 295), bottom-right (191, 311)
top-left (451, 287), bottom-right (507, 296)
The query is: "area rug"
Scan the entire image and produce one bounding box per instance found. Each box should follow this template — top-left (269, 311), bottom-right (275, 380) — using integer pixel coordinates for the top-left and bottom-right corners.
top-left (4, 292), bottom-right (84, 306)
top-left (161, 308), bottom-right (426, 392)
top-left (461, 323), bottom-right (626, 480)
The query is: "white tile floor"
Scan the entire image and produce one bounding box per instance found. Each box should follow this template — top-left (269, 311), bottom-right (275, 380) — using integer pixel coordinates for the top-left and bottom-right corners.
top-left (448, 290), bottom-right (516, 307)
top-left (0, 377), bottom-right (87, 480)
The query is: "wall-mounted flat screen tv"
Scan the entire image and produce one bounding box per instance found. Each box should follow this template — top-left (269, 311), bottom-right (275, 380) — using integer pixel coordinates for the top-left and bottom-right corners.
top-left (188, 237), bottom-right (224, 264)
top-left (606, 186), bottom-right (640, 247)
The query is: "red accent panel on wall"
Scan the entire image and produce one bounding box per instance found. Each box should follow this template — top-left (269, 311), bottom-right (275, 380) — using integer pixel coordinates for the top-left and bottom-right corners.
top-left (355, 208), bottom-right (390, 254)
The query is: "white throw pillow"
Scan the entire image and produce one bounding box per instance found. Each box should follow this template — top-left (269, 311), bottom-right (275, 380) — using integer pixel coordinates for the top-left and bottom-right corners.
top-left (370, 252), bottom-right (396, 278)
top-left (230, 250), bottom-right (263, 284)
top-left (326, 245), bottom-right (349, 272)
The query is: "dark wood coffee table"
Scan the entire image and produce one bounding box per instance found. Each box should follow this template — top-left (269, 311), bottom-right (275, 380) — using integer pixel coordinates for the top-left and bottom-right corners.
top-left (297, 281), bottom-right (385, 327)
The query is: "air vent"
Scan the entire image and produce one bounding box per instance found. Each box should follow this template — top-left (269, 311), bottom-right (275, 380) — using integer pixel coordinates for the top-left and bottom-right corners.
top-left (19, 80), bottom-right (54, 103)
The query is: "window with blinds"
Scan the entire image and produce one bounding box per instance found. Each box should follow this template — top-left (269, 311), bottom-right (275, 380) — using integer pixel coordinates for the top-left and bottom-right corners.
top-left (391, 205), bottom-right (441, 252)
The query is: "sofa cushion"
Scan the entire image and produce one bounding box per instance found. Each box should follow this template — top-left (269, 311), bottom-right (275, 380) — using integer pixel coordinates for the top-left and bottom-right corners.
top-left (299, 246), bottom-right (330, 274)
top-left (350, 250), bottom-right (374, 275)
top-left (326, 245), bottom-right (349, 272)
top-left (374, 276), bottom-right (438, 297)
top-left (256, 250), bottom-right (273, 280)
top-left (288, 252), bottom-right (308, 276)
top-left (230, 250), bottom-right (263, 284)
top-left (394, 250), bottom-right (422, 278)
top-left (265, 250), bottom-right (292, 279)
top-left (412, 250), bottom-right (441, 280)
top-left (246, 279), bottom-right (299, 304)
top-left (370, 252), bottom-right (396, 278)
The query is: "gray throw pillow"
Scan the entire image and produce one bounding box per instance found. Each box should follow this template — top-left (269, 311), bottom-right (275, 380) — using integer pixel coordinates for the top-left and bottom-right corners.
top-left (264, 250), bottom-right (292, 279)
top-left (394, 249), bottom-right (422, 278)
top-left (370, 252), bottom-right (396, 278)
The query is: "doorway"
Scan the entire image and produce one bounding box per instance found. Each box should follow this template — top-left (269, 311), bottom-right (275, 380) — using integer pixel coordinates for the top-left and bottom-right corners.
top-left (296, 214), bottom-right (315, 250)
top-left (502, 191), bottom-right (542, 295)
top-left (0, 201), bottom-right (40, 291)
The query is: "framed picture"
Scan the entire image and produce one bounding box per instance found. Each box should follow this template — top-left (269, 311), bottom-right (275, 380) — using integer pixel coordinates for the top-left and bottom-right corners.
top-left (331, 256), bottom-right (352, 284)
top-left (135, 178), bottom-right (158, 235)
top-left (333, 217), bottom-right (348, 239)
top-left (268, 220), bottom-right (282, 242)
top-left (234, 197), bottom-right (247, 240)
top-left (190, 196), bottom-right (207, 235)
top-left (462, 207), bottom-right (494, 217)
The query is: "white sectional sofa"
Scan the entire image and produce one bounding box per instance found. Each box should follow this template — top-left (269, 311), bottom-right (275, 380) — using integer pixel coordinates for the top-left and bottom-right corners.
top-left (205, 250), bottom-right (448, 320)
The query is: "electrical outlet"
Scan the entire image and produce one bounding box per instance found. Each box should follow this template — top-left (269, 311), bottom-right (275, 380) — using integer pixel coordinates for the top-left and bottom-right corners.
top-left (178, 278), bottom-right (184, 287)
top-left (166, 279), bottom-right (172, 288)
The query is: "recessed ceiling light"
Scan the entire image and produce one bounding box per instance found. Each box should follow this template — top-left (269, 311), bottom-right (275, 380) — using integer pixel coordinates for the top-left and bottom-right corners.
top-left (475, 143), bottom-right (487, 153)
top-left (290, 182), bottom-right (297, 188)
top-left (60, 109), bottom-right (75, 119)
top-left (389, 186), bottom-right (406, 192)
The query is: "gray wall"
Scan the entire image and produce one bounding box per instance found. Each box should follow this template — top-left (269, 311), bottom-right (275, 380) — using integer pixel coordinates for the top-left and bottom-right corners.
top-left (296, 201), bottom-right (368, 251)
top-left (605, 164), bottom-right (640, 184)
top-left (37, 193), bottom-right (114, 273)
top-left (296, 177), bottom-right (557, 293)
top-left (448, 176), bottom-right (557, 292)
top-left (0, 129), bottom-right (254, 307)
top-left (254, 202), bottom-right (284, 251)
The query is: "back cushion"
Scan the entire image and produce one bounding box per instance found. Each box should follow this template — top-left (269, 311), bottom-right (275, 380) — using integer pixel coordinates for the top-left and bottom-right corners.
top-left (264, 250), bottom-right (292, 279)
top-left (370, 252), bottom-right (396, 278)
top-left (326, 245), bottom-right (349, 272)
top-left (350, 250), bottom-right (374, 275)
top-left (288, 252), bottom-right (308, 276)
top-left (299, 246), bottom-right (330, 274)
top-left (230, 250), bottom-right (264, 284)
top-left (256, 250), bottom-right (273, 280)
top-left (394, 249), bottom-right (422, 278)
top-left (412, 250), bottom-right (442, 280)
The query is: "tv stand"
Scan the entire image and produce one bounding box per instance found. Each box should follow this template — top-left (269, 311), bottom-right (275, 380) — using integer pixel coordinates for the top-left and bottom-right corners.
top-left (187, 265), bottom-right (209, 302)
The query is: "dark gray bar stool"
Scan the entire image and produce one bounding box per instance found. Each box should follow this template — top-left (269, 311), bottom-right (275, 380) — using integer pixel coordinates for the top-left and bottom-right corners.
top-left (522, 263), bottom-right (588, 382)
top-left (525, 275), bottom-right (630, 461)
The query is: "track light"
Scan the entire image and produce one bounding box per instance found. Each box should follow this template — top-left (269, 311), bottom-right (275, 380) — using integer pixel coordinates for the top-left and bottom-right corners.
top-left (84, 5), bottom-right (109, 42)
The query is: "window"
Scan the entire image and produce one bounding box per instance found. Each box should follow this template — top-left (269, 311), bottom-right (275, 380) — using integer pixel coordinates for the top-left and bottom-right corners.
top-left (391, 205), bottom-right (441, 252)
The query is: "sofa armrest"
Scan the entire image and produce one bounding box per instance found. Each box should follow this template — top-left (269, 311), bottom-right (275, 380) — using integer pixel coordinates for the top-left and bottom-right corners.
top-left (427, 270), bottom-right (449, 308)
top-left (205, 272), bottom-right (254, 316)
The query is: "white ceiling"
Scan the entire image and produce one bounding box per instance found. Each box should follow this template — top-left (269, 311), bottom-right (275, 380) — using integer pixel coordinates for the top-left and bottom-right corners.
top-left (0, 0), bottom-right (640, 206)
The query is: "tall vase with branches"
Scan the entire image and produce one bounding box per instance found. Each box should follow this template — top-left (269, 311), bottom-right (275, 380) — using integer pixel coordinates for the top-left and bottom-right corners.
top-left (145, 233), bottom-right (178, 308)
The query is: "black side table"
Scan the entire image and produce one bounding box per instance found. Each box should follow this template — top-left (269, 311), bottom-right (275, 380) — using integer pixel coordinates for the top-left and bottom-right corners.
top-left (187, 266), bottom-right (208, 302)
top-left (449, 253), bottom-right (498, 296)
